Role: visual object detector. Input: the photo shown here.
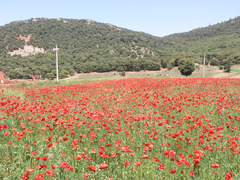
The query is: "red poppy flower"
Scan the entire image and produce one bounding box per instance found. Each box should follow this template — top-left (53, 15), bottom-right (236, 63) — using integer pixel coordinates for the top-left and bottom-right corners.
top-left (4, 132), bottom-right (9, 136)
top-left (99, 163), bottom-right (109, 170)
top-left (25, 144), bottom-right (30, 148)
top-left (83, 174), bottom-right (90, 179)
top-left (51, 165), bottom-right (58, 169)
top-left (135, 161), bottom-right (142, 166)
top-left (141, 155), bottom-right (150, 159)
top-left (217, 134), bottom-right (224, 137)
top-left (170, 169), bottom-right (176, 173)
top-left (26, 168), bottom-right (33, 173)
top-left (62, 137), bottom-right (68, 141)
top-left (211, 163), bottom-right (219, 168)
top-left (47, 143), bottom-right (54, 147)
top-left (46, 169), bottom-right (54, 176)
top-left (158, 163), bottom-right (165, 170)
top-left (190, 170), bottom-right (197, 176)
top-left (42, 156), bottom-right (49, 161)
top-left (88, 166), bottom-right (97, 172)
top-left (124, 161), bottom-right (130, 166)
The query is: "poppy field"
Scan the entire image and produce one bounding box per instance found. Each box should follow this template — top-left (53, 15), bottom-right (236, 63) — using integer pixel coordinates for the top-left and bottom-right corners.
top-left (0, 78), bottom-right (239, 180)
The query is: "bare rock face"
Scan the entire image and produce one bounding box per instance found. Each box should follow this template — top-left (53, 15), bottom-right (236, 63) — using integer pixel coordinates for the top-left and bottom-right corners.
top-left (8, 45), bottom-right (45, 57)
top-left (108, 50), bottom-right (115, 56)
top-left (87, 20), bottom-right (94, 25)
top-left (108, 24), bottom-right (114, 28)
top-left (8, 34), bottom-right (45, 56)
top-left (195, 63), bottom-right (200, 70)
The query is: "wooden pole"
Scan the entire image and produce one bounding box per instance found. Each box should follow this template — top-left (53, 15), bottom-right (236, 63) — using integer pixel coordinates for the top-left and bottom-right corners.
top-left (56, 45), bottom-right (59, 83)
top-left (203, 53), bottom-right (205, 78)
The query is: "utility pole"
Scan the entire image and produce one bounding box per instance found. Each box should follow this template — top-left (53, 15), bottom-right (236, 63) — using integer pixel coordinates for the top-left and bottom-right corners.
top-left (203, 53), bottom-right (205, 78)
top-left (56, 45), bottom-right (59, 83)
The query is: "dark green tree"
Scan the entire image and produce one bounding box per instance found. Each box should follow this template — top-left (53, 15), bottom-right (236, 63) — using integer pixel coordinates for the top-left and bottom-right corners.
top-left (69, 69), bottom-right (75, 76)
top-left (9, 69), bottom-right (16, 79)
top-left (210, 58), bottom-right (220, 66)
top-left (179, 60), bottom-right (195, 76)
top-left (46, 73), bottom-right (55, 80)
top-left (59, 70), bottom-right (69, 78)
top-left (224, 64), bottom-right (231, 73)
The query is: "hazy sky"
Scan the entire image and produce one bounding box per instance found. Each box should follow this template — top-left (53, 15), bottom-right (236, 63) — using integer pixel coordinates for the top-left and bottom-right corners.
top-left (0, 0), bottom-right (240, 37)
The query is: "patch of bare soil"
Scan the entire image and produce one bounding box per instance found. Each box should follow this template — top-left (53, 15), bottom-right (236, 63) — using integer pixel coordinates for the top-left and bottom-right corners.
top-left (213, 73), bottom-right (232, 78)
top-left (229, 75), bottom-right (240, 78)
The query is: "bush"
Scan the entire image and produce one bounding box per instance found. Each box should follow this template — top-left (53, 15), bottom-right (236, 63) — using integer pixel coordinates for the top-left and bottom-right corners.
top-left (210, 58), bottom-right (220, 66)
top-left (59, 70), bottom-right (69, 79)
top-left (117, 66), bottom-right (124, 72)
top-left (224, 64), bottom-right (231, 73)
top-left (167, 63), bottom-right (173, 70)
top-left (120, 71), bottom-right (125, 76)
top-left (69, 69), bottom-right (75, 76)
top-left (180, 60), bottom-right (195, 76)
top-left (9, 69), bottom-right (16, 79)
top-left (46, 73), bottom-right (55, 80)
top-left (219, 66), bottom-right (223, 70)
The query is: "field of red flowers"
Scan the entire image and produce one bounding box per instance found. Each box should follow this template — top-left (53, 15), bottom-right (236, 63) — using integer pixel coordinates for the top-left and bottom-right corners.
top-left (0, 78), bottom-right (239, 180)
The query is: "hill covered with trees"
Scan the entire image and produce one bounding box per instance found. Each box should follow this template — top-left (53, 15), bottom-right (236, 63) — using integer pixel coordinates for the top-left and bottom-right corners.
top-left (0, 16), bottom-right (240, 79)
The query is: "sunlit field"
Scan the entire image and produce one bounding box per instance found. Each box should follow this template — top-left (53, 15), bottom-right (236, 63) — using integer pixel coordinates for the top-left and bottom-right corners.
top-left (0, 78), bottom-right (239, 180)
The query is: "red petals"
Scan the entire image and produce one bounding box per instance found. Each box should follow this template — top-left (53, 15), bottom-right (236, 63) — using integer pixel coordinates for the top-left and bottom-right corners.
top-left (99, 163), bottom-right (109, 170)
top-left (141, 155), bottom-right (150, 159)
top-left (211, 163), bottom-right (219, 168)
top-left (26, 169), bottom-right (33, 173)
top-left (88, 166), bottom-right (97, 172)
top-left (42, 156), bottom-right (49, 161)
top-left (170, 169), bottom-right (176, 173)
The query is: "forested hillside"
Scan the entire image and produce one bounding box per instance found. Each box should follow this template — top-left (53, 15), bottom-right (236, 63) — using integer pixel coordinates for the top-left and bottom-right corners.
top-left (0, 17), bottom-right (240, 79)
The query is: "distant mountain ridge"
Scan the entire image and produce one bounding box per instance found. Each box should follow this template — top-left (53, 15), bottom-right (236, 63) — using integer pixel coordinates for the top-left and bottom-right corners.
top-left (0, 16), bottom-right (240, 79)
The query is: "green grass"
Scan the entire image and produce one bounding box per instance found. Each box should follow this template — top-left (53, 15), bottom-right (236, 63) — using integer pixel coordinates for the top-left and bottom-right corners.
top-left (1, 88), bottom-right (25, 100)
top-left (231, 66), bottom-right (240, 74)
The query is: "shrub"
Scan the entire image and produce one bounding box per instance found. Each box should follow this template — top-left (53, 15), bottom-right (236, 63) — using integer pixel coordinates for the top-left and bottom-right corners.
top-left (224, 64), bottom-right (231, 73)
top-left (120, 71), bottom-right (125, 76)
top-left (179, 60), bottom-right (195, 76)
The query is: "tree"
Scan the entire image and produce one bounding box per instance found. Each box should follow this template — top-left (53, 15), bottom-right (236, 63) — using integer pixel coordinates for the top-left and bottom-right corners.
top-left (120, 71), bottom-right (125, 76)
top-left (14, 68), bottom-right (24, 79)
top-left (179, 60), bottom-right (195, 76)
top-left (46, 73), bottom-right (55, 80)
top-left (59, 70), bottom-right (69, 79)
top-left (161, 60), bottom-right (168, 68)
top-left (34, 70), bottom-right (41, 76)
top-left (210, 58), bottom-right (220, 66)
top-left (147, 60), bottom-right (161, 70)
top-left (82, 62), bottom-right (93, 73)
top-left (224, 64), bottom-right (231, 73)
top-left (167, 61), bottom-right (173, 70)
top-left (69, 69), bottom-right (75, 76)
top-left (9, 69), bottom-right (16, 79)
top-left (116, 66), bottom-right (124, 72)
top-left (173, 56), bottom-right (184, 67)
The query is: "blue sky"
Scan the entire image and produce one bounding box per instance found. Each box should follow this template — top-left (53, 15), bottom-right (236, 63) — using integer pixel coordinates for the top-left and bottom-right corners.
top-left (0, 0), bottom-right (240, 37)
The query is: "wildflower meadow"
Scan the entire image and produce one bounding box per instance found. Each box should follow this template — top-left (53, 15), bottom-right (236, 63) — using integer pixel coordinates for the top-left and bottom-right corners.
top-left (0, 78), bottom-right (239, 180)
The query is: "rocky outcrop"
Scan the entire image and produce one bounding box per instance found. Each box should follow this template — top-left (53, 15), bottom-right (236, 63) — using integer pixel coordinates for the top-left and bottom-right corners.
top-left (8, 45), bottom-right (45, 57)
